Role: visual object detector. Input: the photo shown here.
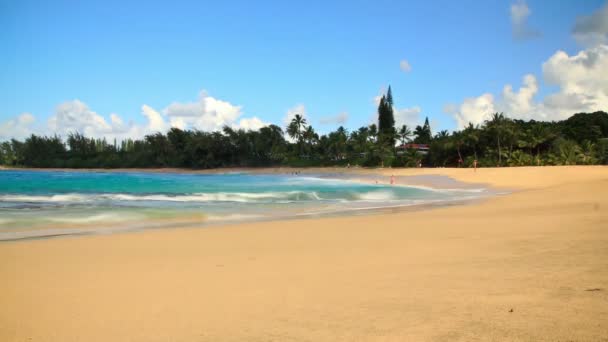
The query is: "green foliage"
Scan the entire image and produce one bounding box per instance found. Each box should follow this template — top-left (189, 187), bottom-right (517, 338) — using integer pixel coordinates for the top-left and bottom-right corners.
top-left (507, 150), bottom-right (533, 166)
top-left (20, 135), bottom-right (66, 167)
top-left (597, 138), bottom-right (608, 164)
top-left (398, 125), bottom-right (412, 147)
top-left (413, 117), bottom-right (432, 144)
top-left (560, 111), bottom-right (608, 144)
top-left (377, 87), bottom-right (396, 147)
top-left (552, 138), bottom-right (581, 165)
top-left (287, 114), bottom-right (307, 143)
top-left (0, 142), bottom-right (12, 165)
top-left (1, 106), bottom-right (606, 169)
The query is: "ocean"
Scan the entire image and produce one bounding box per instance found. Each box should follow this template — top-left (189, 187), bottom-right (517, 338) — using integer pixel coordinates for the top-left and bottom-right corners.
top-left (0, 170), bottom-right (487, 240)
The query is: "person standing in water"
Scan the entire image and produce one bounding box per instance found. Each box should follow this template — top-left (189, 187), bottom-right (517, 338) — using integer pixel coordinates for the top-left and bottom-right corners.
top-left (390, 175), bottom-right (395, 185)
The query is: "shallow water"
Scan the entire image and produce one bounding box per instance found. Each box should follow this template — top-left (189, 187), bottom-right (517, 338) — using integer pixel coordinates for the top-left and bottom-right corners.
top-left (0, 170), bottom-right (489, 240)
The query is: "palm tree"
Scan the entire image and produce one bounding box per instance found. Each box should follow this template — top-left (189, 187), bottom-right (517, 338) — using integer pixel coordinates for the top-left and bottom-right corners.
top-left (434, 130), bottom-right (450, 139)
top-left (303, 126), bottom-right (317, 145)
top-left (451, 131), bottom-right (465, 166)
top-left (398, 125), bottom-right (412, 147)
top-left (528, 124), bottom-right (552, 165)
top-left (463, 123), bottom-right (480, 160)
top-left (286, 114), bottom-right (307, 142)
top-left (404, 147), bottom-right (421, 167)
top-left (413, 125), bottom-right (425, 143)
top-left (556, 139), bottom-right (581, 165)
top-left (508, 150), bottom-right (532, 166)
top-left (368, 124), bottom-right (378, 143)
top-left (579, 141), bottom-right (597, 164)
top-left (349, 127), bottom-right (370, 155)
top-left (302, 125), bottom-right (318, 155)
top-left (287, 114), bottom-right (308, 157)
top-left (485, 112), bottom-right (507, 165)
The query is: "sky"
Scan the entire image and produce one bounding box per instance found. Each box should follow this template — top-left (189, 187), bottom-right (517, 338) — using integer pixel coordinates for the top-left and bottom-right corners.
top-left (1, 0), bottom-right (607, 140)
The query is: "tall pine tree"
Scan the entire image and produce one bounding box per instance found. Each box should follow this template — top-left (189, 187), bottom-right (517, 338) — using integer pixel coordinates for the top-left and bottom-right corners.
top-left (378, 86), bottom-right (396, 146)
top-left (386, 85), bottom-right (393, 107)
top-left (422, 117), bottom-right (431, 138)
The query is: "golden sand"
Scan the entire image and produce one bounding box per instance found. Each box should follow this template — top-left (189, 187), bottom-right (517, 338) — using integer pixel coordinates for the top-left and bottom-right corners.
top-left (1, 166), bottom-right (607, 341)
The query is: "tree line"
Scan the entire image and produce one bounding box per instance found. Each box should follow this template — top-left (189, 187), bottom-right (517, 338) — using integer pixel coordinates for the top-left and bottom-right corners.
top-left (1, 88), bottom-right (607, 168)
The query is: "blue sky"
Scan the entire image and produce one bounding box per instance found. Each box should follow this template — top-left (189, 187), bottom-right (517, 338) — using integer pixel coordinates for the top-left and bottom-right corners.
top-left (1, 0), bottom-right (607, 139)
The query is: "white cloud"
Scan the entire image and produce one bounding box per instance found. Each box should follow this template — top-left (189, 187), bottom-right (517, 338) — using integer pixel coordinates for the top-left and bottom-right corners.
top-left (399, 59), bottom-right (412, 73)
top-left (541, 44), bottom-right (608, 116)
top-left (572, 3), bottom-right (608, 47)
top-left (446, 94), bottom-right (496, 129)
top-left (48, 100), bottom-right (114, 137)
top-left (394, 106), bottom-right (422, 129)
top-left (163, 90), bottom-right (243, 131)
top-left (109, 113), bottom-right (124, 128)
top-left (510, 0), bottom-right (541, 40)
top-left (283, 104), bottom-right (308, 126)
top-left (0, 112), bottom-right (36, 140)
top-left (0, 90), bottom-right (269, 141)
top-left (140, 105), bottom-right (168, 134)
top-left (319, 112), bottom-right (349, 125)
top-left (44, 100), bottom-right (164, 141)
top-left (501, 73), bottom-right (540, 119)
top-left (233, 117), bottom-right (268, 130)
top-left (446, 44), bottom-right (608, 128)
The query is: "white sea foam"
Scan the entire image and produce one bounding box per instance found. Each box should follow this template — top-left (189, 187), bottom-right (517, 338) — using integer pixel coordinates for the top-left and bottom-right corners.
top-left (109, 191), bottom-right (323, 203)
top-left (0, 191), bottom-right (328, 204)
top-left (0, 185), bottom-right (482, 206)
top-left (0, 194), bottom-right (93, 203)
top-left (393, 184), bottom-right (486, 193)
top-left (357, 190), bottom-right (397, 201)
top-left (47, 212), bottom-right (143, 224)
top-left (0, 188), bottom-right (450, 204)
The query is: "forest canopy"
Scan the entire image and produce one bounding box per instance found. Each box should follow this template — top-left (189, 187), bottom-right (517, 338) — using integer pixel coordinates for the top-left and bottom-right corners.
top-left (1, 89), bottom-right (607, 169)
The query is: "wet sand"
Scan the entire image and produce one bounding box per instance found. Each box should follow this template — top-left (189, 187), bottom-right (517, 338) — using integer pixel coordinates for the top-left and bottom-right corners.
top-left (0, 166), bottom-right (607, 341)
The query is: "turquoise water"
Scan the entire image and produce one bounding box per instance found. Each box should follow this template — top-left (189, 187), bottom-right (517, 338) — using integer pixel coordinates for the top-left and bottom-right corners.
top-left (0, 170), bottom-right (485, 240)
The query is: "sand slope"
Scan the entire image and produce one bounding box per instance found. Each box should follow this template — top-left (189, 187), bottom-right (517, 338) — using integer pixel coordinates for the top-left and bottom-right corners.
top-left (1, 166), bottom-right (607, 341)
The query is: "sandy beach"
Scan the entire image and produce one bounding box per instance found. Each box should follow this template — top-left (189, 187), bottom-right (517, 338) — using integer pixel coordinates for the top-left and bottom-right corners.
top-left (1, 166), bottom-right (607, 341)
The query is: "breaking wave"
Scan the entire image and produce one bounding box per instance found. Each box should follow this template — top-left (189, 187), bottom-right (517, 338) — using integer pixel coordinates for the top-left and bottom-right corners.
top-left (0, 190), bottom-right (403, 204)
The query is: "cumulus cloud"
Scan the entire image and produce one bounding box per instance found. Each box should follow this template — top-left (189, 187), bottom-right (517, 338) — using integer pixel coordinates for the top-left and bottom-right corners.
top-left (572, 3), bottom-right (608, 47)
top-left (446, 44), bottom-right (608, 128)
top-left (399, 59), bottom-right (412, 73)
top-left (319, 112), bottom-right (349, 125)
top-left (234, 117), bottom-right (268, 130)
top-left (0, 112), bottom-right (36, 140)
top-left (541, 44), bottom-right (608, 115)
top-left (394, 106), bottom-right (422, 129)
top-left (510, 0), bottom-right (541, 40)
top-left (48, 100), bottom-right (114, 136)
top-left (0, 90), bottom-right (268, 141)
top-left (445, 94), bottom-right (496, 129)
top-left (45, 100), bottom-right (166, 140)
top-left (140, 105), bottom-right (167, 133)
top-left (163, 90), bottom-right (245, 131)
top-left (501, 74), bottom-right (540, 118)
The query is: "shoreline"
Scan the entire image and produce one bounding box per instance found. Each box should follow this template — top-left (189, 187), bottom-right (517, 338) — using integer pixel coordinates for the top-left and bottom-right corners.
top-left (0, 195), bottom-right (489, 243)
top-left (0, 170), bottom-right (498, 242)
top-left (1, 166), bottom-right (607, 341)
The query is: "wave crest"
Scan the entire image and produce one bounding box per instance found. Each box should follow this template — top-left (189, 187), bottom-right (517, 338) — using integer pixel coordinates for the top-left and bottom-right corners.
top-left (0, 189), bottom-right (405, 204)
